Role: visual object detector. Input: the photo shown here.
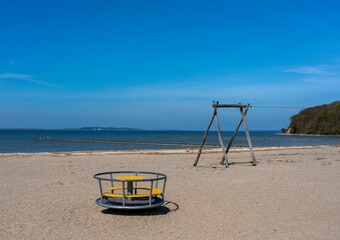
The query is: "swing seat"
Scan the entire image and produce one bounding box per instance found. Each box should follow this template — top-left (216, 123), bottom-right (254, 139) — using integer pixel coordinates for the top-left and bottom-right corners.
top-left (103, 186), bottom-right (162, 198)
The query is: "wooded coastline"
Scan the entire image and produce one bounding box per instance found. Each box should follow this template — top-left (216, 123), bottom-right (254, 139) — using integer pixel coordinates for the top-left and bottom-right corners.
top-left (282, 101), bottom-right (340, 135)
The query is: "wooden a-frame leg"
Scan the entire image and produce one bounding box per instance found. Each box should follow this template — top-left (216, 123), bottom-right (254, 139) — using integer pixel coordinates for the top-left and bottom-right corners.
top-left (240, 105), bottom-right (257, 166)
top-left (215, 112), bottom-right (228, 168)
top-left (194, 107), bottom-right (217, 166)
top-left (220, 106), bottom-right (250, 165)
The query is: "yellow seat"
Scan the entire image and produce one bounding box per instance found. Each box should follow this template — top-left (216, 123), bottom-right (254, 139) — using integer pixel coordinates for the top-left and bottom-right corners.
top-left (103, 186), bottom-right (162, 198)
top-left (115, 176), bottom-right (145, 180)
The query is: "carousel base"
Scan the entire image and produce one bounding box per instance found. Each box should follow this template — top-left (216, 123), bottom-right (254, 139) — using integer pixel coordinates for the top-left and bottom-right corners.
top-left (96, 196), bottom-right (164, 210)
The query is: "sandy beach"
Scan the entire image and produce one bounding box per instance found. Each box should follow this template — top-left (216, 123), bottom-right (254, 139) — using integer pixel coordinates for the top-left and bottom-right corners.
top-left (1, 145), bottom-right (340, 239)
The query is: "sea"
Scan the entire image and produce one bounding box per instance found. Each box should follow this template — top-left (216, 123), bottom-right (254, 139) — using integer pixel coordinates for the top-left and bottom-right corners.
top-left (0, 130), bottom-right (340, 153)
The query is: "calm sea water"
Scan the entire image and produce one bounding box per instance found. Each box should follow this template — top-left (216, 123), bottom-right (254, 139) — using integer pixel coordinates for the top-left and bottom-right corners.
top-left (0, 130), bottom-right (340, 153)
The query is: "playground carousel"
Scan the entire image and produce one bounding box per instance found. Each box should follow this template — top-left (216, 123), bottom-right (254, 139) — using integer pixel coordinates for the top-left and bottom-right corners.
top-left (93, 171), bottom-right (167, 210)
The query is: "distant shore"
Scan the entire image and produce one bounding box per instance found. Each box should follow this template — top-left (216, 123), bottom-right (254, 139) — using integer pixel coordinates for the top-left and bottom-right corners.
top-left (279, 132), bottom-right (340, 137)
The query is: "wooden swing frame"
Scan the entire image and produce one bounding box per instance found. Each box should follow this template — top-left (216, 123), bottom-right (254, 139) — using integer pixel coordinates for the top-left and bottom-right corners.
top-left (193, 102), bottom-right (257, 168)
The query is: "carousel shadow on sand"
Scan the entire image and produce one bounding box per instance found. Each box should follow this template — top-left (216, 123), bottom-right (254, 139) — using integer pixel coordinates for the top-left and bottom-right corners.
top-left (101, 201), bottom-right (179, 216)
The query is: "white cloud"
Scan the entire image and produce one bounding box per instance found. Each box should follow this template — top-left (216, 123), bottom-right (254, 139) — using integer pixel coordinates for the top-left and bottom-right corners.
top-left (283, 66), bottom-right (327, 74)
top-left (1, 67), bottom-right (339, 105)
top-left (283, 64), bottom-right (340, 76)
top-left (0, 73), bottom-right (62, 88)
top-left (0, 73), bottom-right (31, 79)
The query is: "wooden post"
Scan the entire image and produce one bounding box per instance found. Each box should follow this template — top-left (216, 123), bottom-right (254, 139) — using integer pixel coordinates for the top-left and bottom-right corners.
top-left (220, 105), bottom-right (250, 165)
top-left (240, 105), bottom-right (257, 166)
top-left (215, 105), bottom-right (228, 168)
top-left (194, 103), bottom-right (217, 166)
top-left (212, 103), bottom-right (248, 108)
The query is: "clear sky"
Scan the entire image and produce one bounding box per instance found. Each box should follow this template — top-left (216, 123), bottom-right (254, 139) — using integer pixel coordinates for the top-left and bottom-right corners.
top-left (1, 0), bottom-right (339, 130)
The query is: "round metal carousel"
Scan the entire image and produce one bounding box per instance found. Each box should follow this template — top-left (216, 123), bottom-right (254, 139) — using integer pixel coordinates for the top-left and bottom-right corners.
top-left (93, 171), bottom-right (167, 210)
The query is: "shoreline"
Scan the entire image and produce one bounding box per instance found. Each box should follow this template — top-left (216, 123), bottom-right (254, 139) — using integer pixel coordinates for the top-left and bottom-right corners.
top-left (1, 144), bottom-right (339, 157)
top-left (279, 132), bottom-right (340, 137)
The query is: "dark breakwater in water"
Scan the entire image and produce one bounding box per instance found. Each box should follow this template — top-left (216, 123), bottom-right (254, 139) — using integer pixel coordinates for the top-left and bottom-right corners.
top-left (1, 130), bottom-right (340, 153)
top-left (34, 137), bottom-right (215, 147)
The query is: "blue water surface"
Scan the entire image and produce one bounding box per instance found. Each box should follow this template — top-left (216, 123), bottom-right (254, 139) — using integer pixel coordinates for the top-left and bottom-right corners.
top-left (0, 130), bottom-right (339, 153)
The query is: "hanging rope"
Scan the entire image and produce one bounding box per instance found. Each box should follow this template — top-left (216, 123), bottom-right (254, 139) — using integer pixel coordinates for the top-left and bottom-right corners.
top-left (251, 105), bottom-right (306, 109)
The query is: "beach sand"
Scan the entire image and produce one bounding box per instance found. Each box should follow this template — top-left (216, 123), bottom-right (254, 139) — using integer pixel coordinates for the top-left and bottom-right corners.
top-left (1, 146), bottom-right (340, 239)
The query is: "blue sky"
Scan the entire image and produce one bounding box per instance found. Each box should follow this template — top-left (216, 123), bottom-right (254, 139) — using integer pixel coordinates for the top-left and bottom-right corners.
top-left (1, 0), bottom-right (340, 130)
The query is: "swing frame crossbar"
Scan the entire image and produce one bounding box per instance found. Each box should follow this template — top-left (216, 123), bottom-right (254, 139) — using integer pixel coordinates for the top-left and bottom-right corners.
top-left (193, 102), bottom-right (257, 168)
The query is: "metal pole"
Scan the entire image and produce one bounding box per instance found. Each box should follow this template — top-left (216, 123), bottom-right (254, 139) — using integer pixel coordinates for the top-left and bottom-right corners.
top-left (240, 105), bottom-right (257, 166)
top-left (156, 174), bottom-right (159, 189)
top-left (110, 173), bottom-right (113, 193)
top-left (98, 180), bottom-right (103, 203)
top-left (122, 181), bottom-right (126, 207)
top-left (127, 181), bottom-right (133, 195)
top-left (135, 172), bottom-right (138, 194)
top-left (149, 181), bottom-right (154, 206)
top-left (194, 103), bottom-right (217, 166)
top-left (162, 178), bottom-right (167, 201)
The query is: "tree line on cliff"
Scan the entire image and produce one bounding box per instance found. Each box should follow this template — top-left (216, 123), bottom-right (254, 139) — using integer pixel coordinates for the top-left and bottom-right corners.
top-left (282, 101), bottom-right (340, 135)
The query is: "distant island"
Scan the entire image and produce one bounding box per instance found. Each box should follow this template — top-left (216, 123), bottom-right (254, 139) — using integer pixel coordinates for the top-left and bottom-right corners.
top-left (0, 127), bottom-right (145, 131)
top-left (78, 127), bottom-right (145, 131)
top-left (282, 101), bottom-right (340, 135)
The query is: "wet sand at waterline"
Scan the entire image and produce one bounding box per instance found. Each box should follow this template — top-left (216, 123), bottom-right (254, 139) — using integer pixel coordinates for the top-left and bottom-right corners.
top-left (1, 146), bottom-right (340, 239)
